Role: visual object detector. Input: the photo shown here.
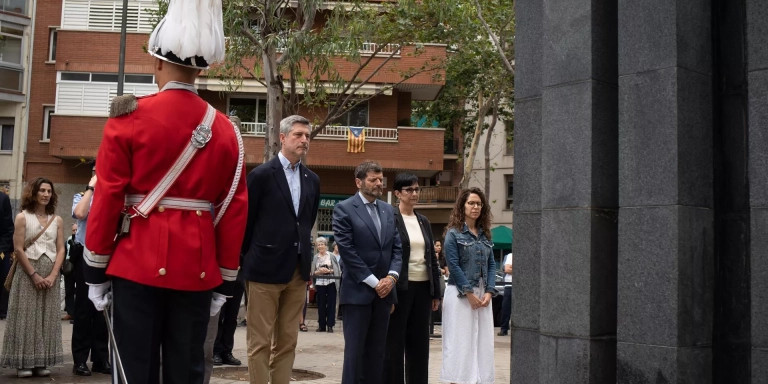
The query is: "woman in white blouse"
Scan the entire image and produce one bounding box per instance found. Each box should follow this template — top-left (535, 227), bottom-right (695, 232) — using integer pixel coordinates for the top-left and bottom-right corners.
top-left (0, 177), bottom-right (65, 378)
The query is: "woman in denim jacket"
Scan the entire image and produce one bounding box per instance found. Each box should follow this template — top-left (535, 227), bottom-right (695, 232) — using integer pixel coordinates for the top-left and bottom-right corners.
top-left (441, 187), bottom-right (496, 384)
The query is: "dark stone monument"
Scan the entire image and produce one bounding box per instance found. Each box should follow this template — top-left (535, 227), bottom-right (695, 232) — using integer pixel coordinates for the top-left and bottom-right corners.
top-left (512, 0), bottom-right (765, 382)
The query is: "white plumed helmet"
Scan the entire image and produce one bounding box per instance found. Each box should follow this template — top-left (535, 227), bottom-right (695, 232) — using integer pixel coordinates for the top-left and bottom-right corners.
top-left (147, 0), bottom-right (225, 69)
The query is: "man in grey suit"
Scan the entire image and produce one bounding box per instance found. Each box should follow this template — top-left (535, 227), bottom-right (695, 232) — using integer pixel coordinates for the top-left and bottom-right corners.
top-left (332, 161), bottom-right (402, 384)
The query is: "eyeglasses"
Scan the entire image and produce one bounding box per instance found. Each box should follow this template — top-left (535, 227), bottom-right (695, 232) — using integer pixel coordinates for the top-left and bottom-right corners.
top-left (401, 187), bottom-right (420, 194)
top-left (466, 201), bottom-right (483, 208)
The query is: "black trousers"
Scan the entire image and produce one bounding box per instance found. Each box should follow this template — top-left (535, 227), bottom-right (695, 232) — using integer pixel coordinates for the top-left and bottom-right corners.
top-left (315, 283), bottom-right (337, 329)
top-left (64, 269), bottom-right (76, 316)
top-left (112, 277), bottom-right (211, 384)
top-left (384, 281), bottom-right (432, 384)
top-left (213, 274), bottom-right (245, 356)
top-left (499, 285), bottom-right (513, 332)
top-left (342, 298), bottom-right (391, 384)
top-left (71, 260), bottom-right (108, 365)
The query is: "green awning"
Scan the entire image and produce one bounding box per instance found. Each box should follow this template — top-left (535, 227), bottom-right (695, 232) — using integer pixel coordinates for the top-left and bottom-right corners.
top-left (491, 225), bottom-right (513, 250)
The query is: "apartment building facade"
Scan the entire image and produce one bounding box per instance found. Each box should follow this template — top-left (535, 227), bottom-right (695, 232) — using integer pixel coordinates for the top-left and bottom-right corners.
top-left (0, 1), bottom-right (33, 204)
top-left (24, 0), bottom-right (447, 233)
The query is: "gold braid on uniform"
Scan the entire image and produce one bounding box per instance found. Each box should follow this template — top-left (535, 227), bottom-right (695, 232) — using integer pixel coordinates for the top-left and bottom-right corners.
top-left (109, 95), bottom-right (138, 118)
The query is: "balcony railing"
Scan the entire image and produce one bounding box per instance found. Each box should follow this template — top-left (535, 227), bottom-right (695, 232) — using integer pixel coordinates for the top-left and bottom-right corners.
top-left (240, 124), bottom-right (398, 141)
top-left (418, 186), bottom-right (459, 204)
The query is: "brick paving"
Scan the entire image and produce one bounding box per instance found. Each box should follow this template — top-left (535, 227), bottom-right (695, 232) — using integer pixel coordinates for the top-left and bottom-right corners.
top-left (0, 314), bottom-right (511, 383)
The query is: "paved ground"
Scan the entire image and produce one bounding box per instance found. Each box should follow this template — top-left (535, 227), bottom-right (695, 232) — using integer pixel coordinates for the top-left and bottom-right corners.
top-left (0, 312), bottom-right (511, 383)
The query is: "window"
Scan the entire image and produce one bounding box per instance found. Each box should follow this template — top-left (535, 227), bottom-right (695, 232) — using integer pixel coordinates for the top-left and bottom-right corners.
top-left (42, 106), bottom-right (54, 142)
top-left (2, 0), bottom-right (27, 15)
top-left (0, 123), bottom-right (13, 151)
top-left (61, 0), bottom-right (159, 33)
top-left (124, 74), bottom-right (154, 84)
top-left (333, 101), bottom-right (369, 127)
top-left (91, 73), bottom-right (118, 83)
top-left (48, 28), bottom-right (58, 62)
top-left (61, 72), bottom-right (90, 81)
top-left (229, 97), bottom-right (267, 123)
top-left (505, 174), bottom-right (513, 210)
top-left (60, 72), bottom-right (154, 83)
top-left (0, 21), bottom-right (24, 92)
top-left (317, 209), bottom-right (333, 233)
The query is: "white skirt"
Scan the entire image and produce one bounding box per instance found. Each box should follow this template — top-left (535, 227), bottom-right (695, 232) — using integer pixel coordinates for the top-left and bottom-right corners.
top-left (441, 283), bottom-right (495, 383)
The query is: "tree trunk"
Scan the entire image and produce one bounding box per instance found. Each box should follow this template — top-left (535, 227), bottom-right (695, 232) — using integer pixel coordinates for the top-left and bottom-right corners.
top-left (263, 48), bottom-right (283, 163)
top-left (484, 100), bottom-right (499, 199)
top-left (460, 93), bottom-right (492, 189)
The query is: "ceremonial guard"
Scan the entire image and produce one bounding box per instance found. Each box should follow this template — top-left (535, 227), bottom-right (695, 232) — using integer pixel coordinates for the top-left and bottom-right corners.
top-left (83, 1), bottom-right (247, 383)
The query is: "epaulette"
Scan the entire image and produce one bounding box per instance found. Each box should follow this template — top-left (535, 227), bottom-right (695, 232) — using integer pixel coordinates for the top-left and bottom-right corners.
top-left (109, 95), bottom-right (138, 118)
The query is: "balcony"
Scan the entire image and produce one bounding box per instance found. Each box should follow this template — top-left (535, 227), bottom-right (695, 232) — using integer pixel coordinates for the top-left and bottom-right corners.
top-left (240, 123), bottom-right (398, 142)
top-left (418, 186), bottom-right (459, 204)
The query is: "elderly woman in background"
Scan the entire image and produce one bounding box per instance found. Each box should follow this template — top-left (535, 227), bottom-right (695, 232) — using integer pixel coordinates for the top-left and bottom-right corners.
top-left (0, 177), bottom-right (65, 378)
top-left (384, 173), bottom-right (441, 384)
top-left (311, 237), bottom-right (341, 333)
top-left (441, 187), bottom-right (496, 384)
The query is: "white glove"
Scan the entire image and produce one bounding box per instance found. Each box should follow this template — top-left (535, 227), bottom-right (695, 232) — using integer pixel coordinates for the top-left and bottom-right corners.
top-left (210, 292), bottom-right (228, 316)
top-left (88, 281), bottom-right (112, 311)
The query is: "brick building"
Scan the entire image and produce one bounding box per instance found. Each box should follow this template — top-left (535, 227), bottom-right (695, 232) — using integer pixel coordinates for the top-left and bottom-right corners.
top-left (19, 0), bottom-right (450, 237)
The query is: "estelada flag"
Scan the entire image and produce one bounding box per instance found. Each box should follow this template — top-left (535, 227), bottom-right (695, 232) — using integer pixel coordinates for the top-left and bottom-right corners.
top-left (347, 127), bottom-right (366, 153)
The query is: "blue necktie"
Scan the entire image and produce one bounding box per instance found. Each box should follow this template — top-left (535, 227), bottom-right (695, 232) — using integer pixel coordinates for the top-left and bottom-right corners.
top-left (366, 202), bottom-right (382, 240)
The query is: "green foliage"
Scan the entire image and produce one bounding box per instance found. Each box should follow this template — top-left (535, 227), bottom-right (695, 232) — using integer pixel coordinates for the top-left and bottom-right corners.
top-left (413, 0), bottom-right (515, 149)
top-left (203, 0), bottom-right (446, 133)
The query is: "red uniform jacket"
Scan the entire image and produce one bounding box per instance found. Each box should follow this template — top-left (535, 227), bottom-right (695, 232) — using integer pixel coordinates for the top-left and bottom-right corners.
top-left (85, 88), bottom-right (247, 291)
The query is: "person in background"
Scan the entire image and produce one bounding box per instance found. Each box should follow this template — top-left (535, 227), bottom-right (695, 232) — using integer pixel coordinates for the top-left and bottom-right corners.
top-left (384, 173), bottom-right (441, 384)
top-left (0, 189), bottom-right (15, 320)
top-left (299, 281), bottom-right (309, 332)
top-left (435, 240), bottom-right (448, 279)
top-left (71, 166), bottom-right (111, 377)
top-left (440, 187), bottom-right (496, 384)
top-left (497, 252), bottom-right (514, 336)
top-left (212, 268), bottom-right (245, 367)
top-left (332, 242), bottom-right (343, 321)
top-left (0, 177), bottom-right (65, 378)
top-left (62, 224), bottom-right (77, 322)
top-left (311, 236), bottom-right (341, 333)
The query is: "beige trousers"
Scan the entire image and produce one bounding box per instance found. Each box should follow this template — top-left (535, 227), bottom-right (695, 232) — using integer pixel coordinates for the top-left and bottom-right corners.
top-left (246, 268), bottom-right (306, 384)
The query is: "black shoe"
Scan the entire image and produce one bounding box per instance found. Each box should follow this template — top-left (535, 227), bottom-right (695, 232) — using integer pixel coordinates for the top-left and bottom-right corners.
top-left (73, 362), bottom-right (92, 376)
top-left (316, 327), bottom-right (326, 332)
top-left (497, 330), bottom-right (508, 336)
top-left (221, 353), bottom-right (242, 366)
top-left (92, 361), bottom-right (112, 374)
top-left (327, 327), bottom-right (334, 333)
top-left (212, 354), bottom-right (223, 366)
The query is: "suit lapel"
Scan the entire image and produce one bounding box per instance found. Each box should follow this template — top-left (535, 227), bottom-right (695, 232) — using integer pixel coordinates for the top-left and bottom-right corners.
top-left (271, 158), bottom-right (296, 218)
top-left (353, 199), bottom-right (382, 247)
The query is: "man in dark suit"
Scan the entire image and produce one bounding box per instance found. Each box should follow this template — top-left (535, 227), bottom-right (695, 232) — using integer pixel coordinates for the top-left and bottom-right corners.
top-left (241, 114), bottom-right (320, 384)
top-left (0, 189), bottom-right (13, 319)
top-left (333, 161), bottom-right (402, 384)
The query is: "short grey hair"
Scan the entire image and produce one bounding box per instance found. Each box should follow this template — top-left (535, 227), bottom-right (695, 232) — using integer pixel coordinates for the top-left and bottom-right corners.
top-left (315, 236), bottom-right (328, 245)
top-left (280, 115), bottom-right (310, 135)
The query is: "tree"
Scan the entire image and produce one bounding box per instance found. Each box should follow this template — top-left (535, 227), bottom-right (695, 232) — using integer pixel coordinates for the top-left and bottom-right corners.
top-left (414, 0), bottom-right (515, 194)
top-left (210, 0), bottom-right (446, 162)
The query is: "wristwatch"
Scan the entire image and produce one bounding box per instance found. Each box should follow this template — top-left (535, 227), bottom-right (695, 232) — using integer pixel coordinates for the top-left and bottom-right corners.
top-left (86, 186), bottom-right (95, 192)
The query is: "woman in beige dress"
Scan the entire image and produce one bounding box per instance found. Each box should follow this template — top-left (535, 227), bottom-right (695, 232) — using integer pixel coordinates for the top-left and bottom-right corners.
top-left (0, 177), bottom-right (65, 378)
